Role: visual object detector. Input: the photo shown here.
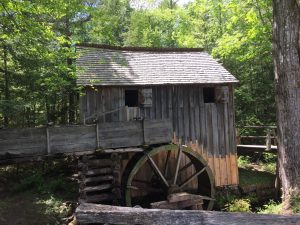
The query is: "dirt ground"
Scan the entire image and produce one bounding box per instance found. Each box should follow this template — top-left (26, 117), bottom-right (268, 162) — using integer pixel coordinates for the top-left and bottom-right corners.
top-left (0, 160), bottom-right (78, 225)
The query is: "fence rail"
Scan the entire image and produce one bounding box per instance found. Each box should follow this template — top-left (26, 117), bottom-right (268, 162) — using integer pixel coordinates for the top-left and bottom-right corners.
top-left (236, 125), bottom-right (277, 154)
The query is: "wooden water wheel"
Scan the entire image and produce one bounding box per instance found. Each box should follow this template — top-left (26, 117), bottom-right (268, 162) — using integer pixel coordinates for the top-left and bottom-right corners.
top-left (122, 144), bottom-right (215, 210)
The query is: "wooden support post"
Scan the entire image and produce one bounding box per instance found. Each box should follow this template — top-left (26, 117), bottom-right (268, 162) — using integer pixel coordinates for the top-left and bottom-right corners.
top-left (46, 127), bottom-right (51, 155)
top-left (236, 128), bottom-right (241, 145)
top-left (266, 129), bottom-right (271, 151)
top-left (96, 123), bottom-right (100, 148)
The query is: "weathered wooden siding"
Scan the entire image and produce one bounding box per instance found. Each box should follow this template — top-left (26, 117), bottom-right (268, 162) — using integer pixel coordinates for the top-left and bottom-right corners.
top-left (81, 85), bottom-right (238, 186)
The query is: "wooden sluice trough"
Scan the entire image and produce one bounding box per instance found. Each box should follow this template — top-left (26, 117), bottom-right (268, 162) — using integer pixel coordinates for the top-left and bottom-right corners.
top-left (0, 119), bottom-right (172, 163)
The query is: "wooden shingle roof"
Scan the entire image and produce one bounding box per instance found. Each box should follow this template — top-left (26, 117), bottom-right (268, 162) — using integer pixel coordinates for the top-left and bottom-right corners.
top-left (76, 44), bottom-right (238, 86)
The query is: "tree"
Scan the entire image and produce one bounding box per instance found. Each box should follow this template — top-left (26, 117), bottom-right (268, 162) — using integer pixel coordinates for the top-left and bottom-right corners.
top-left (187, 0), bottom-right (275, 125)
top-left (0, 0), bottom-right (96, 127)
top-left (273, 0), bottom-right (300, 208)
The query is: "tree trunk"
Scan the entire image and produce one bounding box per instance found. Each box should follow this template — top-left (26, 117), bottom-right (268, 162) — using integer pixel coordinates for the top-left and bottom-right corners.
top-left (273, 0), bottom-right (300, 207)
top-left (3, 45), bottom-right (9, 127)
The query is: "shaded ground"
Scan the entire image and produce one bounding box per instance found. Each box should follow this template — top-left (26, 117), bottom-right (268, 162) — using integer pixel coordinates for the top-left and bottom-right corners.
top-left (0, 159), bottom-right (78, 225)
top-left (239, 167), bottom-right (276, 187)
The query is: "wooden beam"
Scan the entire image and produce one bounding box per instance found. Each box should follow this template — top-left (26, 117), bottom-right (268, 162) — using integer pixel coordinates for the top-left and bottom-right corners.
top-left (76, 203), bottom-right (300, 225)
top-left (150, 198), bottom-right (203, 210)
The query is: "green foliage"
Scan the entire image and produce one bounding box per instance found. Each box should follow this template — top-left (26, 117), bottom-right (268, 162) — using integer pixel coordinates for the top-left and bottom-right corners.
top-left (238, 155), bottom-right (252, 168)
top-left (13, 171), bottom-right (74, 196)
top-left (0, 0), bottom-right (86, 126)
top-left (13, 172), bottom-right (44, 193)
top-left (225, 198), bottom-right (252, 212)
top-left (86, 0), bottom-right (132, 45)
top-left (216, 192), bottom-right (238, 210)
top-left (210, 0), bottom-right (274, 126)
top-left (290, 194), bottom-right (300, 214)
top-left (124, 8), bottom-right (181, 47)
top-left (261, 153), bottom-right (277, 174)
top-left (257, 200), bottom-right (283, 214)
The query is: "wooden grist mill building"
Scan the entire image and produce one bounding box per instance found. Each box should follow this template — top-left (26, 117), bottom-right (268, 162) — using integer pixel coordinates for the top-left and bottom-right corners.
top-left (0, 43), bottom-right (239, 211)
top-left (76, 44), bottom-right (239, 209)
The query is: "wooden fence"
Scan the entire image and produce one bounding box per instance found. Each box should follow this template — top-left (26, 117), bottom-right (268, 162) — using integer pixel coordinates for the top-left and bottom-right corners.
top-left (0, 119), bottom-right (172, 163)
top-left (236, 125), bottom-right (277, 154)
top-left (76, 203), bottom-right (300, 225)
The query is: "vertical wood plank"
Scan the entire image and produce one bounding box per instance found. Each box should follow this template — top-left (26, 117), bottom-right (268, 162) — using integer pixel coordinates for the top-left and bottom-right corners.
top-left (183, 87), bottom-right (190, 144)
top-left (156, 87), bottom-right (162, 119)
top-left (172, 86), bottom-right (177, 140)
top-left (228, 84), bottom-right (236, 155)
top-left (217, 104), bottom-right (226, 157)
top-left (152, 87), bottom-right (156, 120)
top-left (230, 154), bottom-right (239, 185)
top-left (199, 87), bottom-right (206, 159)
top-left (189, 87), bottom-right (196, 142)
top-left (212, 104), bottom-right (219, 157)
top-left (92, 88), bottom-right (96, 116)
top-left (178, 86), bottom-right (183, 141)
top-left (226, 154), bottom-right (232, 185)
top-left (85, 89), bottom-right (90, 116)
top-left (102, 88), bottom-right (106, 122)
top-left (194, 87), bottom-right (200, 145)
top-left (168, 86), bottom-right (172, 120)
top-left (224, 102), bottom-right (229, 156)
top-left (214, 157), bottom-right (221, 186)
top-left (205, 104), bottom-right (215, 178)
top-left (161, 86), bottom-right (166, 119)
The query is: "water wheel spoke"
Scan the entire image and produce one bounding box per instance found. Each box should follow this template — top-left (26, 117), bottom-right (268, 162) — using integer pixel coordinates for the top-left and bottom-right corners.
top-left (163, 150), bottom-right (171, 178)
top-left (179, 166), bottom-right (207, 189)
top-left (179, 161), bottom-right (193, 173)
top-left (145, 152), bottom-right (169, 188)
top-left (172, 145), bottom-right (183, 185)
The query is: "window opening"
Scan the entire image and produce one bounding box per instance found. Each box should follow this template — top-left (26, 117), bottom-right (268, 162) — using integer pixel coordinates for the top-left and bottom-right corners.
top-left (203, 87), bottom-right (215, 103)
top-left (125, 90), bottom-right (139, 107)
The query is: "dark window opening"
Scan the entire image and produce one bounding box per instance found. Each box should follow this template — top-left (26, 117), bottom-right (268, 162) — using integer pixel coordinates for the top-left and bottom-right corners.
top-left (125, 90), bottom-right (139, 107)
top-left (203, 87), bottom-right (215, 103)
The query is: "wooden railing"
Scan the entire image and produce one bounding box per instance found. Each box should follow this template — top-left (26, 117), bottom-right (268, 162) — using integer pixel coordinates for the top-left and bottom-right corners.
top-left (75, 203), bottom-right (300, 225)
top-left (236, 125), bottom-right (277, 154)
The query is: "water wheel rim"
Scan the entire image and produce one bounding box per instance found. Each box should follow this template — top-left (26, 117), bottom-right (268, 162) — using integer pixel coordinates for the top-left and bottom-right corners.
top-left (124, 144), bottom-right (215, 210)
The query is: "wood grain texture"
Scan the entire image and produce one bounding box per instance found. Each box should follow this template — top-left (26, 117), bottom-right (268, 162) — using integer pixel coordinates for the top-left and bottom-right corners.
top-left (76, 203), bottom-right (300, 225)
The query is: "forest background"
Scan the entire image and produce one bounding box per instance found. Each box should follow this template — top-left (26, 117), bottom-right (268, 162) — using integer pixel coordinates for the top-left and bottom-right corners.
top-left (0, 0), bottom-right (274, 127)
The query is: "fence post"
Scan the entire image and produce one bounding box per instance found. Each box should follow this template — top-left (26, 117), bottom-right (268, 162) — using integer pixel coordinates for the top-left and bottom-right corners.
top-left (236, 128), bottom-right (241, 145)
top-left (266, 129), bottom-right (271, 150)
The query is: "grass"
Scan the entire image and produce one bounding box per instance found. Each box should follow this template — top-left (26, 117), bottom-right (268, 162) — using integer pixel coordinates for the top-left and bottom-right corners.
top-left (239, 168), bottom-right (276, 186)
